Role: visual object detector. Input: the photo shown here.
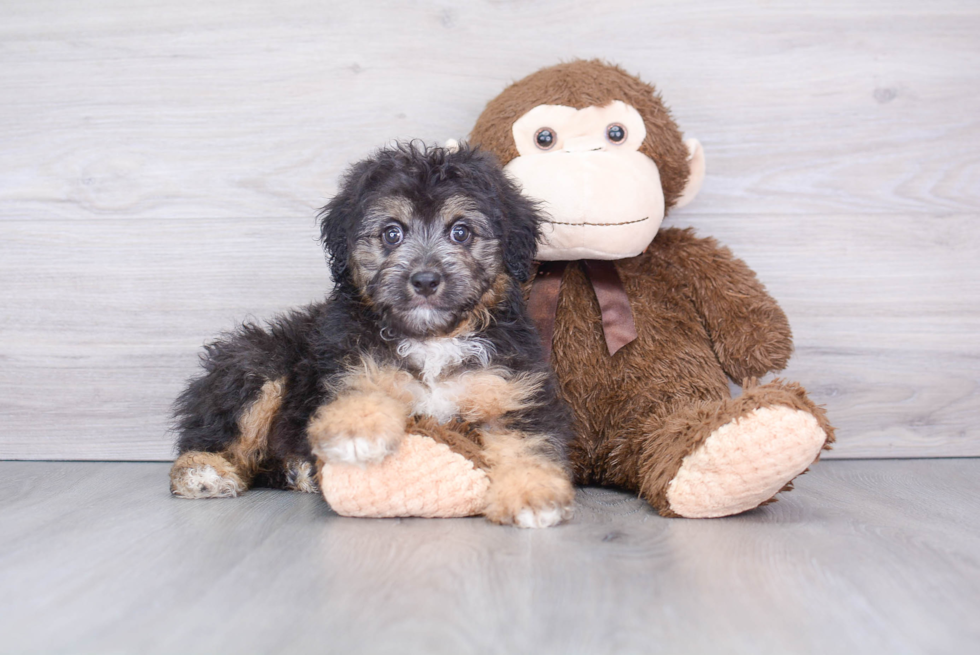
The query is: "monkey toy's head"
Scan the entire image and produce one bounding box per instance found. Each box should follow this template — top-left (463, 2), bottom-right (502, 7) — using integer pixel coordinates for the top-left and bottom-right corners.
top-left (470, 60), bottom-right (705, 261)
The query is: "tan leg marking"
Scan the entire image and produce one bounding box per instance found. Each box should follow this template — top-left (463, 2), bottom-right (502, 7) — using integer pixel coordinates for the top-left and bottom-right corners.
top-left (308, 391), bottom-right (409, 465)
top-left (170, 451), bottom-right (247, 499)
top-left (341, 357), bottom-right (418, 405)
top-left (453, 369), bottom-right (546, 423)
top-left (224, 377), bottom-right (285, 480)
top-left (482, 430), bottom-right (574, 528)
top-left (309, 356), bottom-right (417, 464)
top-left (172, 378), bottom-right (283, 499)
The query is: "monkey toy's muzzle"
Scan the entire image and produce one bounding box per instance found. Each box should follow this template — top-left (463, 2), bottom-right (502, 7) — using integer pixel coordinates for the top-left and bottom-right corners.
top-left (504, 149), bottom-right (666, 261)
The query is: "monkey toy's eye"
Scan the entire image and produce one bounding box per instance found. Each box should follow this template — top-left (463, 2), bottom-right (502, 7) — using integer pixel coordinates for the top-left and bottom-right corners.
top-left (450, 222), bottom-right (471, 244)
top-left (382, 224), bottom-right (403, 246)
top-left (606, 123), bottom-right (627, 144)
top-left (534, 128), bottom-right (556, 150)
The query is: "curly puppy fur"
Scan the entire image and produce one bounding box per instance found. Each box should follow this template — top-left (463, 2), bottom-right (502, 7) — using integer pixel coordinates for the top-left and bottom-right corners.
top-left (171, 144), bottom-right (575, 526)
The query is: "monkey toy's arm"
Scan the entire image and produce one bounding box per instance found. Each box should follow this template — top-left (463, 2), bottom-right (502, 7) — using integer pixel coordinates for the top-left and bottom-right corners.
top-left (668, 230), bottom-right (794, 382)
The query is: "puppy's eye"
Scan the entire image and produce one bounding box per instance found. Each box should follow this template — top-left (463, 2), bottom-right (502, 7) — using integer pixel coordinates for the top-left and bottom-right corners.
top-left (382, 224), bottom-right (403, 246)
top-left (534, 128), bottom-right (556, 150)
top-left (606, 123), bottom-right (627, 144)
top-left (450, 223), bottom-right (471, 244)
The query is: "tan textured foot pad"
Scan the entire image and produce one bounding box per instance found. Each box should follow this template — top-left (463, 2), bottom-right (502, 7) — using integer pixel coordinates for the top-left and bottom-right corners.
top-left (320, 434), bottom-right (490, 518)
top-left (666, 406), bottom-right (827, 518)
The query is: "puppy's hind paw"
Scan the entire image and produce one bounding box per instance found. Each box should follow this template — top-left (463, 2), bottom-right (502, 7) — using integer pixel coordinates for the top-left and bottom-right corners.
top-left (170, 452), bottom-right (247, 499)
top-left (308, 392), bottom-right (408, 465)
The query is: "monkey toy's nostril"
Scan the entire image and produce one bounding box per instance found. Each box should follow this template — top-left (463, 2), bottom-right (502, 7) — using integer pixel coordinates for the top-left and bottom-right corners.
top-left (409, 271), bottom-right (442, 297)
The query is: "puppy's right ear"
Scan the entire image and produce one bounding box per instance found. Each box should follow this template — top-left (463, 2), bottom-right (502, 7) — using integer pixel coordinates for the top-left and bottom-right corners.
top-left (318, 158), bottom-right (379, 285)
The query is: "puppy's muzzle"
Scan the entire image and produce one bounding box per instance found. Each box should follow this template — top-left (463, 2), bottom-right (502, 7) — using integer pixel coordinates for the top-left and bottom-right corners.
top-left (409, 270), bottom-right (443, 298)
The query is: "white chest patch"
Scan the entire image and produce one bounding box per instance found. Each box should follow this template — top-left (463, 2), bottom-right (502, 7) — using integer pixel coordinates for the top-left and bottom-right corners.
top-left (397, 336), bottom-right (494, 423)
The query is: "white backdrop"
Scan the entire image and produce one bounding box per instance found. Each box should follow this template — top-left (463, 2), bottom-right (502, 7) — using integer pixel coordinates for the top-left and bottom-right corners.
top-left (1, 0), bottom-right (977, 459)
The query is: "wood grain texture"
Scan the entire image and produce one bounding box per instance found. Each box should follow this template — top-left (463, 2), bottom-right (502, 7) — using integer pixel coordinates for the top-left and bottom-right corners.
top-left (1, 0), bottom-right (978, 459)
top-left (1, 0), bottom-right (977, 220)
top-left (0, 217), bottom-right (329, 460)
top-left (0, 460), bottom-right (977, 654)
top-left (2, 213), bottom-right (977, 459)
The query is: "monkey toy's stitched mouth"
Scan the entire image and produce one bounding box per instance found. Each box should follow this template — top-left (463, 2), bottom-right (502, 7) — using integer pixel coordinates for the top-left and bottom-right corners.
top-left (543, 217), bottom-right (650, 227)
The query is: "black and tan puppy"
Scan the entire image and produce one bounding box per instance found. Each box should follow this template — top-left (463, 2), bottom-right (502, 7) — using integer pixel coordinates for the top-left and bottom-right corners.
top-left (170, 143), bottom-right (575, 527)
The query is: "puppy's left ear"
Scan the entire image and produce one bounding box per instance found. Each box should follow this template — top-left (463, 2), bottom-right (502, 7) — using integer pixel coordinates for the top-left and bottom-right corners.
top-left (499, 178), bottom-right (542, 283)
top-left (470, 150), bottom-right (541, 283)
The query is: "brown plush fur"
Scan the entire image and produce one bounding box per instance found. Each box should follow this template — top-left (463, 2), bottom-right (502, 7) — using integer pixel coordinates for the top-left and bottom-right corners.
top-left (470, 59), bottom-right (692, 209)
top-left (471, 61), bottom-right (835, 516)
top-left (549, 232), bottom-right (835, 513)
top-left (545, 229), bottom-right (810, 487)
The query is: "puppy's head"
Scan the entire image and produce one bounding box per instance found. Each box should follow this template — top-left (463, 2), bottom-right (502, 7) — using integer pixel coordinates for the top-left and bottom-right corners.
top-left (319, 142), bottom-right (541, 338)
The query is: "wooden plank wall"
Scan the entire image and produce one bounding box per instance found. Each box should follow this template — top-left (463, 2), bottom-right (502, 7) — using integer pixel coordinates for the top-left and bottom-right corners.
top-left (1, 0), bottom-right (977, 460)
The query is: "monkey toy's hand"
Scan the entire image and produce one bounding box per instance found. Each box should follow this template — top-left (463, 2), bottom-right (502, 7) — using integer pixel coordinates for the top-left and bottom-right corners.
top-left (307, 392), bottom-right (409, 465)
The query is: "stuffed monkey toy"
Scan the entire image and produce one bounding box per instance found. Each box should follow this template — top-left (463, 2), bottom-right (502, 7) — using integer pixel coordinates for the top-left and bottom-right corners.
top-left (469, 60), bottom-right (834, 518)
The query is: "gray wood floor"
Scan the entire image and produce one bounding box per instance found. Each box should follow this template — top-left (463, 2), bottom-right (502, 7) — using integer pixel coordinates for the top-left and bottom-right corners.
top-left (1, 460), bottom-right (977, 654)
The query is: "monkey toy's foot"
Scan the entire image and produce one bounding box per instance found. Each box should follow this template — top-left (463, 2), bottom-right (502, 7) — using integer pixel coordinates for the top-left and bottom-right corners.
top-left (653, 381), bottom-right (834, 518)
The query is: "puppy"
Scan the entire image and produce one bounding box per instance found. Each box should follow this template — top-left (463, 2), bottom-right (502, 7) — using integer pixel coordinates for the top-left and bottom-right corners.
top-left (169, 143), bottom-right (576, 528)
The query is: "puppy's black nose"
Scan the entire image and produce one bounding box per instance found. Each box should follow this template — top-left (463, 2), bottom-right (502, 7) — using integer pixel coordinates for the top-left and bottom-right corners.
top-left (410, 271), bottom-right (442, 297)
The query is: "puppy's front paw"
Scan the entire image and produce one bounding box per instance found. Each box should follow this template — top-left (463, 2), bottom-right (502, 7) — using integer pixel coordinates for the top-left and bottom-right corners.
top-left (308, 392), bottom-right (408, 465)
top-left (485, 463), bottom-right (575, 528)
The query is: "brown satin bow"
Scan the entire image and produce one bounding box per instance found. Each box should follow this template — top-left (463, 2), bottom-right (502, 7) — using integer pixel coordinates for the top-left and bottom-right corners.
top-left (528, 260), bottom-right (638, 359)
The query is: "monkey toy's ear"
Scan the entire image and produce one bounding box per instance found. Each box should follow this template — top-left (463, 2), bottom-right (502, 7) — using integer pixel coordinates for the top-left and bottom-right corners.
top-left (673, 138), bottom-right (706, 209)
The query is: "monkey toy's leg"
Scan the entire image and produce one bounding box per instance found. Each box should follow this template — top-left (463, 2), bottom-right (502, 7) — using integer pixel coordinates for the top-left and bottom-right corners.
top-left (602, 380), bottom-right (834, 518)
